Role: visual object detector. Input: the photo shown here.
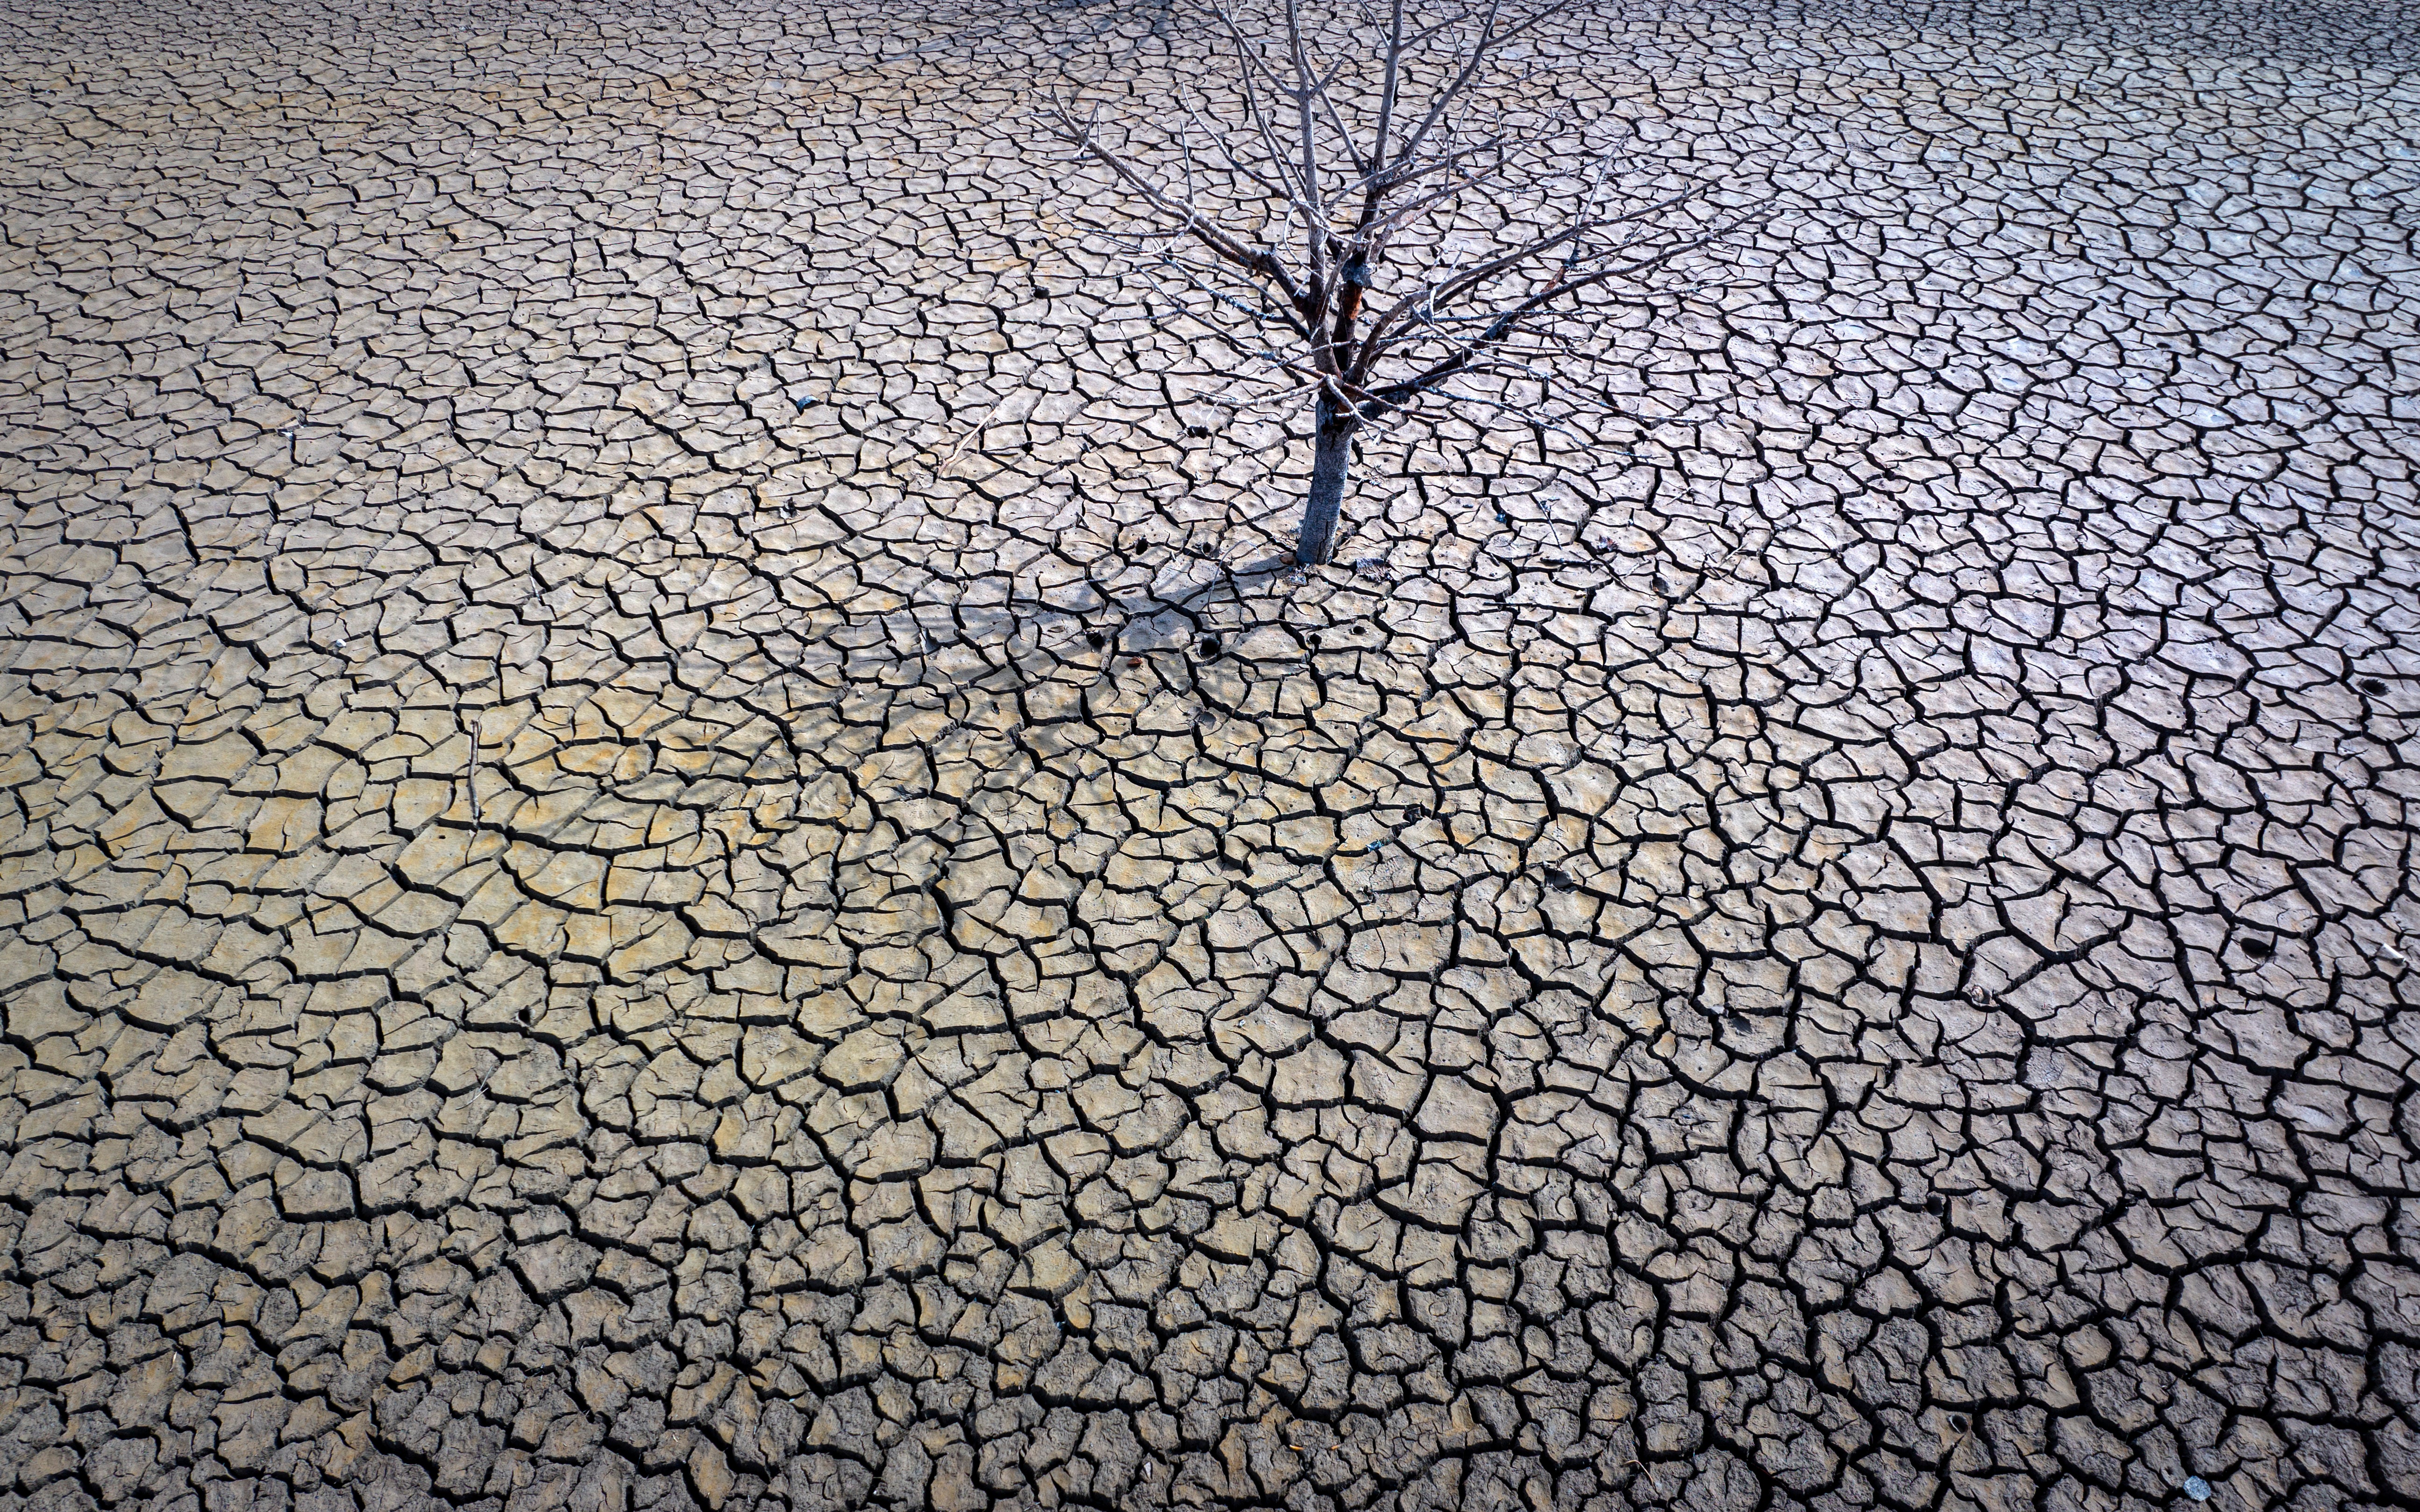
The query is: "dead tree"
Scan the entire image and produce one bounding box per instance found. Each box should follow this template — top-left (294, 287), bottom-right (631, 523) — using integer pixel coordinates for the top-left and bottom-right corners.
top-left (1052, 0), bottom-right (1745, 565)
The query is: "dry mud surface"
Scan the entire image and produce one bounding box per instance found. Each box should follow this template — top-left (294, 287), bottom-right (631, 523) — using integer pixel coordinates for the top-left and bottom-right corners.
top-left (4, 2), bottom-right (2420, 1510)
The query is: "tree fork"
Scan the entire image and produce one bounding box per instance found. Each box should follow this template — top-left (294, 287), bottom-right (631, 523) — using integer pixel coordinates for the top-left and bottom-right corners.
top-left (1045, 2), bottom-right (1744, 573)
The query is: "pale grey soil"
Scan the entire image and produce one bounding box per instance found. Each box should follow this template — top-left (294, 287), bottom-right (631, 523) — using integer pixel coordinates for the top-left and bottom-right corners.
top-left (2, 3), bottom-right (2418, 1512)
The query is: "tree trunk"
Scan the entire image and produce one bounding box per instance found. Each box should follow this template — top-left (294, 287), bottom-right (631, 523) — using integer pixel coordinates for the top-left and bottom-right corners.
top-left (1295, 400), bottom-right (1355, 566)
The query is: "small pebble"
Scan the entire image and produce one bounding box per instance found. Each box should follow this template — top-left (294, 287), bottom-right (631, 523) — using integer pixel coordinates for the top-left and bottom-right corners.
top-left (2182, 1477), bottom-right (2210, 1502)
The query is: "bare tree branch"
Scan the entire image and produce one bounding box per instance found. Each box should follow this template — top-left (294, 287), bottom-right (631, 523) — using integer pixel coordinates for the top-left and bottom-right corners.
top-left (1037, 0), bottom-right (1756, 564)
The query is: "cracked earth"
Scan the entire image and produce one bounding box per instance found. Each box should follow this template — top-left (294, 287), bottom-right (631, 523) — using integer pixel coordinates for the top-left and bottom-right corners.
top-left (4, 2), bottom-right (2420, 1511)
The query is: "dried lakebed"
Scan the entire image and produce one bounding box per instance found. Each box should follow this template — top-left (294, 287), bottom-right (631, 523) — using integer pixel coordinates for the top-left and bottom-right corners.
top-left (1, 2), bottom-right (2418, 1512)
